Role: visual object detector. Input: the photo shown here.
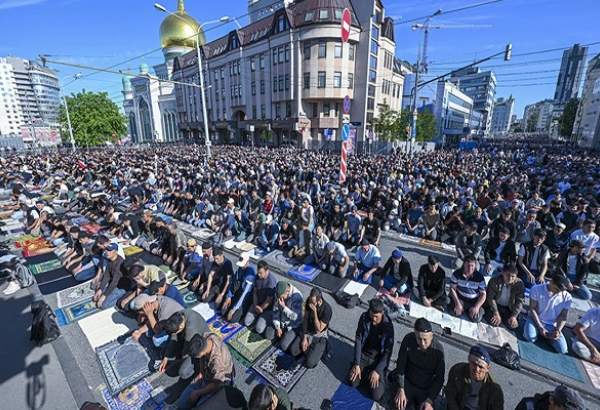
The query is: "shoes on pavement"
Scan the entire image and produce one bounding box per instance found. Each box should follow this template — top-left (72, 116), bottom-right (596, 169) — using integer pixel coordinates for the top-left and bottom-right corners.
top-left (2, 280), bottom-right (21, 295)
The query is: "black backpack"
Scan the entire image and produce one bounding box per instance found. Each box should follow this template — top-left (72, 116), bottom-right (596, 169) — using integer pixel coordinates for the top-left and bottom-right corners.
top-left (492, 343), bottom-right (520, 370)
top-left (333, 290), bottom-right (360, 309)
top-left (30, 301), bottom-right (60, 346)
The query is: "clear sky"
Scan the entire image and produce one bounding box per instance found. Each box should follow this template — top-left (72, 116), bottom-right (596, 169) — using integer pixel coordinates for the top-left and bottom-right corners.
top-left (1, 0), bottom-right (598, 117)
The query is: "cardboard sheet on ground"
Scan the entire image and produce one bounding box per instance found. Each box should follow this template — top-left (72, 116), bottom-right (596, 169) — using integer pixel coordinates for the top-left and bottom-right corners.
top-left (227, 327), bottom-right (272, 366)
top-left (191, 303), bottom-right (216, 321)
top-left (97, 338), bottom-right (153, 395)
top-left (56, 280), bottom-right (95, 308)
top-left (55, 300), bottom-right (98, 326)
top-left (79, 308), bottom-right (138, 350)
top-left (582, 361), bottom-right (600, 390)
top-left (206, 314), bottom-right (243, 341)
top-left (102, 378), bottom-right (153, 410)
top-left (288, 264), bottom-right (320, 283)
top-left (476, 323), bottom-right (518, 351)
top-left (222, 239), bottom-right (236, 249)
top-left (331, 382), bottom-right (374, 410)
top-left (409, 302), bottom-right (479, 340)
top-left (236, 241), bottom-right (257, 252)
top-left (518, 340), bottom-right (586, 383)
top-left (253, 346), bottom-right (307, 393)
top-left (342, 280), bottom-right (369, 298)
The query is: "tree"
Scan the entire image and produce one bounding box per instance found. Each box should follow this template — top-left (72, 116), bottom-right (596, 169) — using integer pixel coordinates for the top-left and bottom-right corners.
top-left (59, 91), bottom-right (126, 146)
top-left (416, 110), bottom-right (436, 142)
top-left (558, 98), bottom-right (579, 137)
top-left (526, 111), bottom-right (539, 132)
top-left (374, 105), bottom-right (410, 142)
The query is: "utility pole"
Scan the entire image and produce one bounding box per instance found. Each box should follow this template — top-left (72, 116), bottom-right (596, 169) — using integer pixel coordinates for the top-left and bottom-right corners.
top-left (63, 96), bottom-right (75, 151)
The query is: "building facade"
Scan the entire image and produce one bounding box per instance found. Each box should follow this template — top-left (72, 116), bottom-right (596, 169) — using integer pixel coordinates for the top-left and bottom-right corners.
top-left (490, 95), bottom-right (514, 134)
top-left (0, 57), bottom-right (60, 143)
top-left (554, 44), bottom-right (588, 105)
top-left (574, 53), bottom-right (600, 149)
top-left (433, 80), bottom-right (474, 144)
top-left (449, 67), bottom-right (496, 136)
top-left (248, 0), bottom-right (292, 23)
top-left (171, 0), bottom-right (404, 147)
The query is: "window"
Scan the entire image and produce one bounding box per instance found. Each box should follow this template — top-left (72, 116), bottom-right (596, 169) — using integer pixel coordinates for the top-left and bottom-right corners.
top-left (371, 25), bottom-right (380, 40)
top-left (319, 9), bottom-right (329, 20)
top-left (371, 39), bottom-right (378, 55)
top-left (279, 75), bottom-right (284, 92)
top-left (273, 77), bottom-right (278, 93)
top-left (312, 103), bottom-right (318, 118)
top-left (275, 103), bottom-right (281, 118)
top-left (250, 59), bottom-right (256, 72)
top-left (369, 55), bottom-right (377, 70)
top-left (368, 84), bottom-right (376, 97)
top-left (277, 15), bottom-right (287, 32)
top-left (304, 42), bottom-right (311, 60)
top-left (252, 105), bottom-right (257, 119)
top-left (334, 103), bottom-right (339, 117)
top-left (334, 9), bottom-right (343, 20)
top-left (367, 98), bottom-right (375, 110)
top-left (369, 69), bottom-right (377, 82)
top-left (348, 73), bottom-right (354, 89)
top-left (286, 102), bottom-right (292, 118)
top-left (318, 41), bottom-right (327, 58)
top-left (278, 47), bottom-right (284, 64)
top-left (261, 104), bottom-right (266, 119)
top-left (285, 44), bottom-right (290, 62)
top-left (303, 72), bottom-right (310, 89)
top-left (334, 43), bottom-right (342, 58)
top-left (272, 49), bottom-right (278, 65)
top-left (285, 74), bottom-right (290, 90)
top-left (349, 44), bottom-right (355, 60)
top-left (333, 71), bottom-right (342, 88)
top-left (259, 54), bottom-right (265, 69)
top-left (260, 80), bottom-right (265, 95)
top-left (251, 81), bottom-right (256, 96)
top-left (304, 11), bottom-right (314, 22)
top-left (323, 102), bottom-right (330, 117)
top-left (318, 71), bottom-right (326, 88)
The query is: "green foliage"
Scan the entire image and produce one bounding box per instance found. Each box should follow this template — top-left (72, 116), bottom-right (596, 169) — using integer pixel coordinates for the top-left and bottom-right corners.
top-left (416, 110), bottom-right (436, 142)
top-left (526, 111), bottom-right (539, 132)
top-left (558, 98), bottom-right (579, 137)
top-left (59, 91), bottom-right (126, 146)
top-left (374, 105), bottom-right (410, 142)
top-left (259, 129), bottom-right (273, 142)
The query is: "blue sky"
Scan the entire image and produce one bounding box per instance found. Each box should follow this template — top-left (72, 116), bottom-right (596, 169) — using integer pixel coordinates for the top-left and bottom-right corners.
top-left (0, 0), bottom-right (598, 117)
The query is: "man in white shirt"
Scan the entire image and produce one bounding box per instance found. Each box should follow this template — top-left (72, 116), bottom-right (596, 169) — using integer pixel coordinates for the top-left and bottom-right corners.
top-left (570, 219), bottom-right (599, 275)
top-left (523, 275), bottom-right (571, 354)
top-left (572, 307), bottom-right (600, 363)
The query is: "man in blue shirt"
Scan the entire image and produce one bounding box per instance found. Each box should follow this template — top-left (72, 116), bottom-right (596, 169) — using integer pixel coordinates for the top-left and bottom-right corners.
top-left (449, 255), bottom-right (487, 322)
top-left (349, 239), bottom-right (382, 284)
top-left (223, 253), bottom-right (256, 323)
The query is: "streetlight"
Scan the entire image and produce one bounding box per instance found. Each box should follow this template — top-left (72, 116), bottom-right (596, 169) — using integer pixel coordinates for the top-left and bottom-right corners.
top-left (154, 3), bottom-right (230, 160)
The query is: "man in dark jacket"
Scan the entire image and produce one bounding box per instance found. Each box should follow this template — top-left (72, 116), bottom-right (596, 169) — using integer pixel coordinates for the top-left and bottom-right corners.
top-left (489, 208), bottom-right (516, 241)
top-left (484, 226), bottom-right (517, 275)
top-left (417, 256), bottom-right (449, 311)
top-left (379, 249), bottom-right (413, 297)
top-left (515, 384), bottom-right (585, 410)
top-left (555, 240), bottom-right (591, 300)
top-left (485, 264), bottom-right (524, 329)
top-left (517, 229), bottom-right (551, 288)
top-left (454, 222), bottom-right (483, 267)
top-left (393, 318), bottom-right (445, 410)
top-left (446, 345), bottom-right (504, 410)
top-left (348, 298), bottom-right (394, 401)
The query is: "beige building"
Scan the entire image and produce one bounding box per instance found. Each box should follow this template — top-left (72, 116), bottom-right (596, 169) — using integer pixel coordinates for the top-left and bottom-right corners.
top-left (574, 53), bottom-right (600, 149)
top-left (170, 0), bottom-right (404, 146)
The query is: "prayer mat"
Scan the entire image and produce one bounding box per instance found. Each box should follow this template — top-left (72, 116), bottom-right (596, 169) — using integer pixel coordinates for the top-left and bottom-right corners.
top-left (170, 278), bottom-right (189, 291)
top-left (79, 308), bottom-right (139, 349)
top-left (123, 246), bottom-right (144, 257)
top-left (55, 300), bottom-right (98, 326)
top-left (13, 234), bottom-right (41, 247)
top-left (28, 258), bottom-right (63, 275)
top-left (181, 290), bottom-right (200, 308)
top-left (21, 244), bottom-right (53, 257)
top-left (342, 280), bottom-right (369, 298)
top-left (34, 266), bottom-right (71, 285)
top-left (588, 273), bottom-right (600, 288)
top-left (312, 273), bottom-right (346, 293)
top-left (518, 340), bottom-right (585, 382)
top-left (582, 361), bottom-right (600, 390)
top-left (102, 379), bottom-right (153, 410)
top-left (81, 223), bottom-right (103, 235)
top-left (24, 251), bottom-right (59, 264)
top-left (287, 264), bottom-right (320, 283)
top-left (39, 275), bottom-right (80, 295)
top-left (56, 280), bottom-right (95, 308)
top-left (97, 338), bottom-right (153, 395)
top-left (252, 346), bottom-right (307, 393)
top-left (191, 303), bottom-right (216, 321)
top-left (331, 382), bottom-right (374, 410)
top-left (237, 241), bottom-right (257, 252)
top-left (227, 327), bottom-right (272, 366)
top-left (206, 315), bottom-right (243, 341)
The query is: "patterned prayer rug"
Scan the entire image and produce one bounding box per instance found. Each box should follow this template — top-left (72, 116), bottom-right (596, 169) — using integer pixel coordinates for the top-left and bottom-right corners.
top-left (180, 290), bottom-right (200, 308)
top-left (101, 378), bottom-right (153, 410)
top-left (227, 327), bottom-right (272, 366)
top-left (55, 300), bottom-right (98, 326)
top-left (56, 281), bottom-right (95, 308)
top-left (28, 258), bottom-right (63, 275)
top-left (252, 346), bottom-right (307, 393)
top-left (206, 315), bottom-right (243, 341)
top-left (97, 338), bottom-right (153, 395)
top-left (287, 264), bottom-right (320, 283)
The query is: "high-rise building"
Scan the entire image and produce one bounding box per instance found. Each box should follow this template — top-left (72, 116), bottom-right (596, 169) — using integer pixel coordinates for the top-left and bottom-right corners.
top-left (449, 67), bottom-right (496, 136)
top-left (554, 44), bottom-right (588, 105)
top-left (490, 96), bottom-right (515, 134)
top-left (0, 56), bottom-right (60, 142)
top-left (536, 100), bottom-right (554, 132)
top-left (574, 53), bottom-right (600, 149)
top-left (434, 80), bottom-right (474, 144)
top-left (168, 0), bottom-right (405, 146)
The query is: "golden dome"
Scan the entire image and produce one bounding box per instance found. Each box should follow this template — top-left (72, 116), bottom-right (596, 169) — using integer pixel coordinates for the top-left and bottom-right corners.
top-left (159, 0), bottom-right (206, 49)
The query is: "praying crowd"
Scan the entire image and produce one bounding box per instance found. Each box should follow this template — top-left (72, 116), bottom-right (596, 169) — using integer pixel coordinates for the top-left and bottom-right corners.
top-left (0, 140), bottom-right (598, 410)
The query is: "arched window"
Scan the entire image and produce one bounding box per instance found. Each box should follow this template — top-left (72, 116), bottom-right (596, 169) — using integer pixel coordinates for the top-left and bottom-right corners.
top-left (138, 99), bottom-right (152, 141)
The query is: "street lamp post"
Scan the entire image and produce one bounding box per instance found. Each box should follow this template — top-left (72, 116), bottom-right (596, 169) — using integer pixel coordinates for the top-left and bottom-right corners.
top-left (154, 3), bottom-right (230, 161)
top-left (62, 96), bottom-right (76, 152)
